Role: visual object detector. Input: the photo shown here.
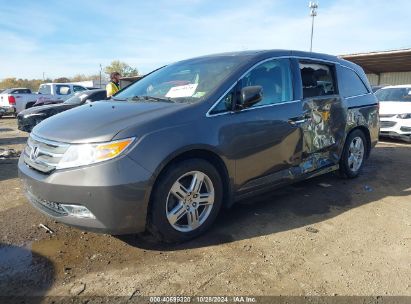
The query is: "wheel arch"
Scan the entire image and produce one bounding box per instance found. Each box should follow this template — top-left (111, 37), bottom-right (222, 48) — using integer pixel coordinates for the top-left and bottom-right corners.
top-left (346, 125), bottom-right (372, 158)
top-left (146, 148), bottom-right (234, 219)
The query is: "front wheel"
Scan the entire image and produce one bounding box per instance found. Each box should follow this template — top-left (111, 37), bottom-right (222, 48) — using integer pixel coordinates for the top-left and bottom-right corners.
top-left (339, 129), bottom-right (367, 178)
top-left (148, 159), bottom-right (223, 243)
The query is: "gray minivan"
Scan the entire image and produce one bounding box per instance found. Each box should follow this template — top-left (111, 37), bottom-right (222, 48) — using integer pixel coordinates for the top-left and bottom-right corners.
top-left (19, 50), bottom-right (379, 243)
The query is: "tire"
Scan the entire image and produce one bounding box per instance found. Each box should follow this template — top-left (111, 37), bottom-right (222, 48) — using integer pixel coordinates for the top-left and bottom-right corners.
top-left (339, 129), bottom-right (367, 178)
top-left (148, 158), bottom-right (223, 243)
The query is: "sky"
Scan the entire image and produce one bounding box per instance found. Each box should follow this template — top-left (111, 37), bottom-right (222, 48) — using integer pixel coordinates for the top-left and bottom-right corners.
top-left (0, 0), bottom-right (410, 79)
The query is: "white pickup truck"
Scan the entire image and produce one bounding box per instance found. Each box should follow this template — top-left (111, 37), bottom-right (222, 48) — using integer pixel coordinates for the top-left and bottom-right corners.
top-left (0, 83), bottom-right (88, 117)
top-left (35, 83), bottom-right (89, 106)
top-left (0, 88), bottom-right (36, 117)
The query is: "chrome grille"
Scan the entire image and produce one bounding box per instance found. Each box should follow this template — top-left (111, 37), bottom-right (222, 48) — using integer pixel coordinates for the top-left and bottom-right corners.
top-left (23, 134), bottom-right (69, 173)
top-left (380, 121), bottom-right (397, 128)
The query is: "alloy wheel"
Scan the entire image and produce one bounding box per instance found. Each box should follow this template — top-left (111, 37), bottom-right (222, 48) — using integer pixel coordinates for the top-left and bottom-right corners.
top-left (348, 136), bottom-right (365, 172)
top-left (165, 171), bottom-right (215, 232)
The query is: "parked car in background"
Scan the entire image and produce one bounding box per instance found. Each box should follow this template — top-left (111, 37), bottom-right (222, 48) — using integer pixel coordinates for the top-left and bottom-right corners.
top-left (18, 89), bottom-right (106, 132)
top-left (376, 85), bottom-right (411, 142)
top-left (0, 88), bottom-right (38, 117)
top-left (0, 84), bottom-right (89, 116)
top-left (33, 98), bottom-right (64, 107)
top-left (33, 83), bottom-right (88, 107)
top-left (19, 50), bottom-right (378, 243)
top-left (371, 85), bottom-right (389, 93)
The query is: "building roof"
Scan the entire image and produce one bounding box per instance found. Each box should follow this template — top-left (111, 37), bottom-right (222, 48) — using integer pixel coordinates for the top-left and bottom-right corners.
top-left (381, 84), bottom-right (411, 89)
top-left (341, 48), bottom-right (411, 74)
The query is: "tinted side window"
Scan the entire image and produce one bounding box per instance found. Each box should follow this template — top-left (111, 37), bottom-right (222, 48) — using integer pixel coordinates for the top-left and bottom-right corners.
top-left (240, 58), bottom-right (293, 107)
top-left (340, 67), bottom-right (369, 97)
top-left (39, 85), bottom-right (51, 95)
top-left (73, 85), bottom-right (86, 92)
top-left (14, 89), bottom-right (30, 94)
top-left (299, 62), bottom-right (337, 98)
top-left (90, 91), bottom-right (107, 101)
top-left (95, 91), bottom-right (107, 100)
top-left (56, 85), bottom-right (71, 95)
top-left (14, 89), bottom-right (31, 94)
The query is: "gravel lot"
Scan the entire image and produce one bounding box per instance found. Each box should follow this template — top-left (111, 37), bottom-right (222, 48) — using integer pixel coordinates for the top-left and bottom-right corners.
top-left (0, 116), bottom-right (410, 297)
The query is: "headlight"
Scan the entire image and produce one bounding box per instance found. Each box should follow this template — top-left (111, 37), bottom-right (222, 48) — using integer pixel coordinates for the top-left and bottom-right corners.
top-left (397, 113), bottom-right (411, 119)
top-left (56, 137), bottom-right (135, 169)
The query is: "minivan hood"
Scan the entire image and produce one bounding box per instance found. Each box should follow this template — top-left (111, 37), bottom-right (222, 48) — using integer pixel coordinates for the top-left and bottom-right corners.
top-left (32, 101), bottom-right (185, 143)
top-left (379, 101), bottom-right (411, 115)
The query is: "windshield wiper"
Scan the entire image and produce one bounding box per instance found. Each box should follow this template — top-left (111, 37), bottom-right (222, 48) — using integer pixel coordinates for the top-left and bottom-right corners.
top-left (129, 95), bottom-right (175, 103)
top-left (111, 97), bottom-right (127, 101)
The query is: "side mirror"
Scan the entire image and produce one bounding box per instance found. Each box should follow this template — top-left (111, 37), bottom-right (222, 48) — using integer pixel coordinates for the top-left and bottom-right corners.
top-left (237, 86), bottom-right (263, 110)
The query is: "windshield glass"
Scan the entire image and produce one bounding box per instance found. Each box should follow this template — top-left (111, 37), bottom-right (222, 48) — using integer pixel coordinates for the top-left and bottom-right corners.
top-left (114, 56), bottom-right (244, 103)
top-left (375, 88), bottom-right (411, 102)
top-left (64, 92), bottom-right (87, 105)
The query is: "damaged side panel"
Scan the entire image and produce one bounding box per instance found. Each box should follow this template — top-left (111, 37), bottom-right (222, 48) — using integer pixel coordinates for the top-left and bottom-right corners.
top-left (346, 103), bottom-right (379, 153)
top-left (299, 95), bottom-right (347, 173)
top-left (232, 55), bottom-right (379, 199)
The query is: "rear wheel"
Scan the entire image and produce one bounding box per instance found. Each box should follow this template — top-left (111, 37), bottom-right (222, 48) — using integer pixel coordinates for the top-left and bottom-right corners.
top-left (148, 159), bottom-right (223, 243)
top-left (339, 129), bottom-right (367, 178)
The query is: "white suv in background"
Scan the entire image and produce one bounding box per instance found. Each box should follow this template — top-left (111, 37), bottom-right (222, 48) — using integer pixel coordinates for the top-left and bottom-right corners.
top-left (376, 85), bottom-right (411, 142)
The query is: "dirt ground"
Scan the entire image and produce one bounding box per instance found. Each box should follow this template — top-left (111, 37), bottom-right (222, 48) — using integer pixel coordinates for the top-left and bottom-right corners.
top-left (0, 116), bottom-right (410, 298)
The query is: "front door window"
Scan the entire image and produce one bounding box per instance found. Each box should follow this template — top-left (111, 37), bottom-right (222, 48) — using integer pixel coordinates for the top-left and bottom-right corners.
top-left (240, 58), bottom-right (293, 107)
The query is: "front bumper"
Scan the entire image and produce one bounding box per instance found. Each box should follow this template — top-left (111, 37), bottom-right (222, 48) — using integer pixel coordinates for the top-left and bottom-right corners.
top-left (16, 114), bottom-right (44, 132)
top-left (380, 117), bottom-right (411, 141)
top-left (18, 155), bottom-right (154, 234)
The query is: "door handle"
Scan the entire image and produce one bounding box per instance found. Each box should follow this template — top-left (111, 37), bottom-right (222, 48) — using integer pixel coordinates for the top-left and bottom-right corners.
top-left (288, 113), bottom-right (311, 125)
top-left (289, 119), bottom-right (307, 125)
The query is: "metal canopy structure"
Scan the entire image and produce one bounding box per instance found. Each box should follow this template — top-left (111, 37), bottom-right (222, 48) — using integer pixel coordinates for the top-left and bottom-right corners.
top-left (340, 48), bottom-right (411, 74)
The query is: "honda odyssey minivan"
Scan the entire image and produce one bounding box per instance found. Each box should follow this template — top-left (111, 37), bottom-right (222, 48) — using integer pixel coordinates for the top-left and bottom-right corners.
top-left (19, 50), bottom-right (379, 243)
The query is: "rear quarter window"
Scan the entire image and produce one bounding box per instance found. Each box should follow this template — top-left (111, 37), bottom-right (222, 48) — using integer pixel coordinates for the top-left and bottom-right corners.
top-left (339, 67), bottom-right (369, 98)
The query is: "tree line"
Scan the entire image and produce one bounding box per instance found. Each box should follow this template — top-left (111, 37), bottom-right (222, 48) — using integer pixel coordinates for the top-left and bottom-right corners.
top-left (0, 60), bottom-right (139, 92)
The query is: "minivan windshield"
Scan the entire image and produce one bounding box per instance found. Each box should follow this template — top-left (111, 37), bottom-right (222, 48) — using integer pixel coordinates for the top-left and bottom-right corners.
top-left (114, 56), bottom-right (244, 103)
top-left (375, 87), bottom-right (411, 102)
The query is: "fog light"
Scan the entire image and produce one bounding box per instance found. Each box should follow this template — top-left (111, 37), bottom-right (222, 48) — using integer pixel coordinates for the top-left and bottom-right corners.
top-left (60, 204), bottom-right (96, 219)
